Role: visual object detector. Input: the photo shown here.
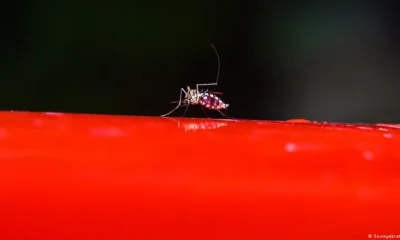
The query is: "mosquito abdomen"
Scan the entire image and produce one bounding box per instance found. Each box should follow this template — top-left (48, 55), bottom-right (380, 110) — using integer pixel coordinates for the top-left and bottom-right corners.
top-left (199, 92), bottom-right (229, 110)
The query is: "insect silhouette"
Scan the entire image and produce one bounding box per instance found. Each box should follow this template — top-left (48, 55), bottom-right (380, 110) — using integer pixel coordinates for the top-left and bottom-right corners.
top-left (161, 44), bottom-right (230, 118)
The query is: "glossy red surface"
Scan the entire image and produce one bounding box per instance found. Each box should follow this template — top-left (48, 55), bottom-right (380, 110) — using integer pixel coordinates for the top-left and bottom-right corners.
top-left (1, 111), bottom-right (400, 239)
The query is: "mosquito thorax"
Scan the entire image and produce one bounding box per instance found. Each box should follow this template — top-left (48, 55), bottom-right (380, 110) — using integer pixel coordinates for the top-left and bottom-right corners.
top-left (185, 87), bottom-right (199, 104)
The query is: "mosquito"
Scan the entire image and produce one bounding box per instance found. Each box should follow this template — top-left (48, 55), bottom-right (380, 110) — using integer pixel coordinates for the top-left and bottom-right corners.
top-left (161, 44), bottom-right (230, 118)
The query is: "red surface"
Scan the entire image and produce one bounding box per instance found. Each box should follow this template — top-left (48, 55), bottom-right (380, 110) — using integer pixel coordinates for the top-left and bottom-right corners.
top-left (0, 111), bottom-right (400, 239)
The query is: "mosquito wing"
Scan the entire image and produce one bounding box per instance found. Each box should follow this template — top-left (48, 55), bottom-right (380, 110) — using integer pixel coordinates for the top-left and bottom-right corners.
top-left (207, 91), bottom-right (224, 95)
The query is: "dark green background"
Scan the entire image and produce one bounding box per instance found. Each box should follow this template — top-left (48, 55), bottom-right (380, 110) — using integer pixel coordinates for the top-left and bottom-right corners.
top-left (3, 1), bottom-right (400, 122)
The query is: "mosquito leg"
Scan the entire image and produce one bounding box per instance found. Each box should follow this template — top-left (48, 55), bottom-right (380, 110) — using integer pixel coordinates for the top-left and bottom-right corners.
top-left (216, 110), bottom-right (231, 119)
top-left (161, 103), bottom-right (181, 117)
top-left (196, 83), bottom-right (217, 101)
top-left (196, 44), bottom-right (221, 101)
top-left (197, 83), bottom-right (218, 89)
top-left (196, 83), bottom-right (217, 94)
top-left (200, 106), bottom-right (209, 118)
top-left (181, 104), bottom-right (190, 117)
top-left (161, 88), bottom-right (187, 117)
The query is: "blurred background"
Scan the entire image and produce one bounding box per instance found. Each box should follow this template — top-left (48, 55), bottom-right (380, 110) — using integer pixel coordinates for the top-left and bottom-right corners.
top-left (2, 1), bottom-right (400, 122)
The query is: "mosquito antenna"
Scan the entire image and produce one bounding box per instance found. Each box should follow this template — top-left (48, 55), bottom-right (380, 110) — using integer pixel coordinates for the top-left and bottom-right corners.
top-left (210, 44), bottom-right (220, 84)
